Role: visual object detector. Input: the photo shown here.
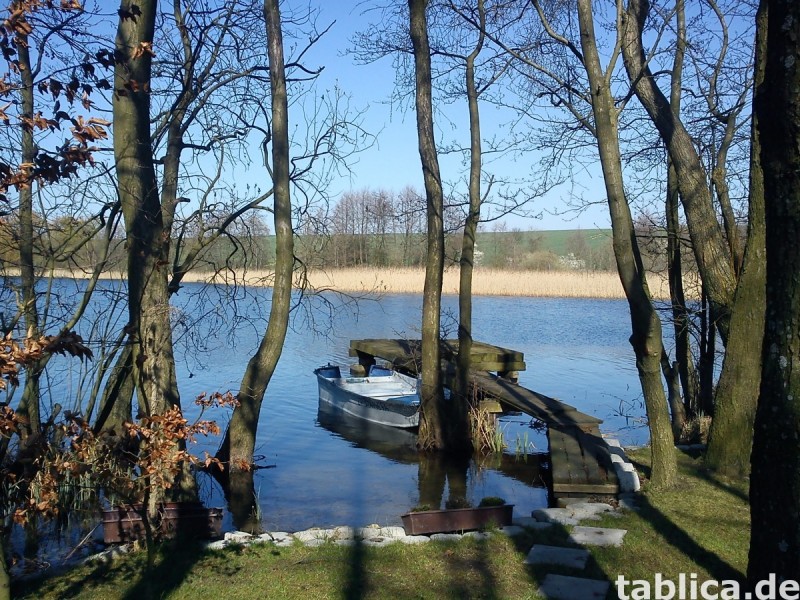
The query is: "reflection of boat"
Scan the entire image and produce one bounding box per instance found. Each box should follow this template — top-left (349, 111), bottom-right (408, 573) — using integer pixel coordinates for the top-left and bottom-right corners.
top-left (316, 401), bottom-right (419, 464)
top-left (314, 364), bottom-right (420, 428)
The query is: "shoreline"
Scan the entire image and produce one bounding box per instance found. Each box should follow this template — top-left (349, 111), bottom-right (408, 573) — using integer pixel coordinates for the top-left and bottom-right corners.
top-left (17, 267), bottom-right (693, 300)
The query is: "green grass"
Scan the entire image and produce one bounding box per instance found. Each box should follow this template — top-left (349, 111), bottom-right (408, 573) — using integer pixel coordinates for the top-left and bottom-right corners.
top-left (13, 448), bottom-right (749, 600)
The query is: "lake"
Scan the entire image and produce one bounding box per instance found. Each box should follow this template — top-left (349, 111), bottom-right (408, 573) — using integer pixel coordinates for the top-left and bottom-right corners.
top-left (8, 280), bottom-right (651, 534)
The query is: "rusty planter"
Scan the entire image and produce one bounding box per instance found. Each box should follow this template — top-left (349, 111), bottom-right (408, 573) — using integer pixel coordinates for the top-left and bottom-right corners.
top-left (401, 504), bottom-right (513, 535)
top-left (101, 502), bottom-right (223, 544)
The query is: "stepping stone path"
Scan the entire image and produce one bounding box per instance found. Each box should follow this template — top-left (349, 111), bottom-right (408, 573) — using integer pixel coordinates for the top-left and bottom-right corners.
top-left (523, 437), bottom-right (637, 600)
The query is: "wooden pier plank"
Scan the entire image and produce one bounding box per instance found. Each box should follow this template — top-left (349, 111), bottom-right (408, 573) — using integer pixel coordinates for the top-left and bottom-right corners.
top-left (349, 339), bottom-right (527, 374)
top-left (549, 424), bottom-right (619, 495)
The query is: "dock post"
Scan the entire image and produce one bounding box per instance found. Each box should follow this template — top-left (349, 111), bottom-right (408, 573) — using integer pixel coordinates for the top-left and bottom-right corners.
top-left (354, 351), bottom-right (376, 372)
top-left (498, 370), bottom-right (519, 383)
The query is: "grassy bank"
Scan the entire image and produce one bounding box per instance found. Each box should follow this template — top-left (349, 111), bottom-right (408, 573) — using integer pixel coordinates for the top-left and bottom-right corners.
top-left (14, 449), bottom-right (748, 599)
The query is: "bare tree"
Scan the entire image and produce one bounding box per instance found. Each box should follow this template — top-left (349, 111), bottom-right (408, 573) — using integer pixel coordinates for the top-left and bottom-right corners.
top-left (409, 0), bottom-right (448, 451)
top-left (212, 0), bottom-right (295, 518)
top-left (619, 0), bottom-right (765, 477)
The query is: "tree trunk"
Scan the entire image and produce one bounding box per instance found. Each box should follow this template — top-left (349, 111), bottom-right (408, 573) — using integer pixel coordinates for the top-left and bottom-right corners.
top-left (664, 0), bottom-right (699, 421)
top-left (578, 0), bottom-right (676, 488)
top-left (14, 32), bottom-right (41, 438)
top-left (0, 532), bottom-right (8, 600)
top-left (409, 0), bottom-right (446, 451)
top-left (698, 290), bottom-right (716, 416)
top-left (705, 2), bottom-right (767, 477)
top-left (92, 345), bottom-right (134, 434)
top-left (114, 0), bottom-right (191, 503)
top-left (666, 170), bottom-right (700, 419)
top-left (215, 0), bottom-right (293, 477)
top-left (661, 352), bottom-right (685, 442)
top-left (748, 0), bottom-right (800, 583)
top-left (621, 0), bottom-right (736, 343)
top-left (114, 0), bottom-right (179, 419)
top-left (453, 0), bottom-right (487, 457)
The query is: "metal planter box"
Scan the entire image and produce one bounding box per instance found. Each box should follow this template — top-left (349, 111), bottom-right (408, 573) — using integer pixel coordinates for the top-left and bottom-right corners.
top-left (401, 504), bottom-right (514, 535)
top-left (101, 502), bottom-right (223, 544)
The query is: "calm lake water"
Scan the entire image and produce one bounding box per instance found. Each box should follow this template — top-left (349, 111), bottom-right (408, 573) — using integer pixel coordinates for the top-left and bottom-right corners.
top-left (9, 280), bottom-right (651, 535)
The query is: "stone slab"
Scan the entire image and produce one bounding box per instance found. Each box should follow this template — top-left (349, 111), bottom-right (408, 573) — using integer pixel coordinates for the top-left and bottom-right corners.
top-left (498, 525), bottom-right (526, 537)
top-left (463, 531), bottom-right (492, 541)
top-left (430, 533), bottom-right (463, 542)
top-left (514, 516), bottom-right (555, 530)
top-left (400, 535), bottom-right (431, 544)
top-left (300, 538), bottom-right (327, 547)
top-left (362, 537), bottom-right (396, 547)
top-left (294, 528), bottom-right (333, 543)
top-left (524, 545), bottom-right (589, 569)
top-left (532, 508), bottom-right (579, 526)
top-left (224, 531), bottom-right (254, 543)
top-left (569, 526), bottom-right (627, 547)
top-left (377, 526), bottom-right (406, 538)
top-left (539, 574), bottom-right (610, 600)
top-left (617, 493), bottom-right (639, 510)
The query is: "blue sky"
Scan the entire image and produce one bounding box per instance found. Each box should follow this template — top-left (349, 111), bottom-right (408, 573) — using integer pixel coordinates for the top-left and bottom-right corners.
top-left (300, 2), bottom-right (612, 232)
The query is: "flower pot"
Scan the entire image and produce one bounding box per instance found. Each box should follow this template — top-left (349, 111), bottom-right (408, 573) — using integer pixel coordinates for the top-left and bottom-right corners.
top-left (101, 502), bottom-right (223, 544)
top-left (401, 504), bottom-right (514, 535)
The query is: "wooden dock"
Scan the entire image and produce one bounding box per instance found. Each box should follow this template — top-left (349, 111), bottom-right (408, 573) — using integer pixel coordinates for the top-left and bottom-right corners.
top-left (348, 339), bottom-right (620, 501)
top-left (349, 338), bottom-right (526, 379)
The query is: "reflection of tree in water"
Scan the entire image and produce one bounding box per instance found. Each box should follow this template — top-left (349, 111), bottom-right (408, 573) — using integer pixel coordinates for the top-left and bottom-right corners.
top-left (417, 453), bottom-right (470, 509)
top-left (223, 470), bottom-right (261, 534)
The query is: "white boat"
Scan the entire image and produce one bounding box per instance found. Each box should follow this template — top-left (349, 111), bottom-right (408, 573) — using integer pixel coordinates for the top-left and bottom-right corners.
top-left (314, 364), bottom-right (420, 428)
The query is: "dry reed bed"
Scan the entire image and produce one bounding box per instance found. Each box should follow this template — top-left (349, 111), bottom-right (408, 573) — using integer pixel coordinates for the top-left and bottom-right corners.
top-left (28, 267), bottom-right (691, 299)
top-left (179, 267), bottom-right (685, 300)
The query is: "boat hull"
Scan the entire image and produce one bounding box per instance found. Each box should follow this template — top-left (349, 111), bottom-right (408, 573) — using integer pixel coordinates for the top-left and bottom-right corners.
top-left (314, 366), bottom-right (420, 429)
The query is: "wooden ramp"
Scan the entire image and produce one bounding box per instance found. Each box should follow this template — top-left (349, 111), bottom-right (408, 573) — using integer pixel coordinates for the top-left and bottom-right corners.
top-left (470, 372), bottom-right (618, 499)
top-left (547, 424), bottom-right (619, 497)
top-left (470, 373), bottom-right (601, 427)
top-left (347, 339), bottom-right (619, 500)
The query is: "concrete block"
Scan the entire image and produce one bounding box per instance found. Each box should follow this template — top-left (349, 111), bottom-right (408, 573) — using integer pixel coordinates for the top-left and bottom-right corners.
top-left (515, 516), bottom-right (555, 529)
top-left (615, 466), bottom-right (641, 493)
top-left (540, 574), bottom-right (610, 600)
top-left (532, 508), bottom-right (579, 526)
top-left (400, 535), bottom-right (431, 544)
top-left (430, 533), bottom-right (463, 543)
top-left (224, 531), bottom-right (254, 544)
top-left (524, 545), bottom-right (590, 569)
top-left (498, 525), bottom-right (526, 537)
top-left (569, 526), bottom-right (627, 547)
top-left (300, 538), bottom-right (327, 547)
top-left (463, 531), bottom-right (492, 541)
top-left (377, 526), bottom-right (406, 538)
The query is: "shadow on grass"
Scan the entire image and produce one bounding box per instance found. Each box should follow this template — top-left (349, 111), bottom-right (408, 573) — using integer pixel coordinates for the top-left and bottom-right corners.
top-left (635, 494), bottom-right (742, 582)
top-left (694, 469), bottom-right (749, 505)
top-left (121, 540), bottom-right (218, 600)
top-left (344, 537), bottom-right (367, 600)
top-left (443, 535), bottom-right (502, 600)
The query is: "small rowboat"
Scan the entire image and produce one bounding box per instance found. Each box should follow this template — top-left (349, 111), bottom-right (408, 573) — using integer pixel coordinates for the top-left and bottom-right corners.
top-left (313, 364), bottom-right (420, 429)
